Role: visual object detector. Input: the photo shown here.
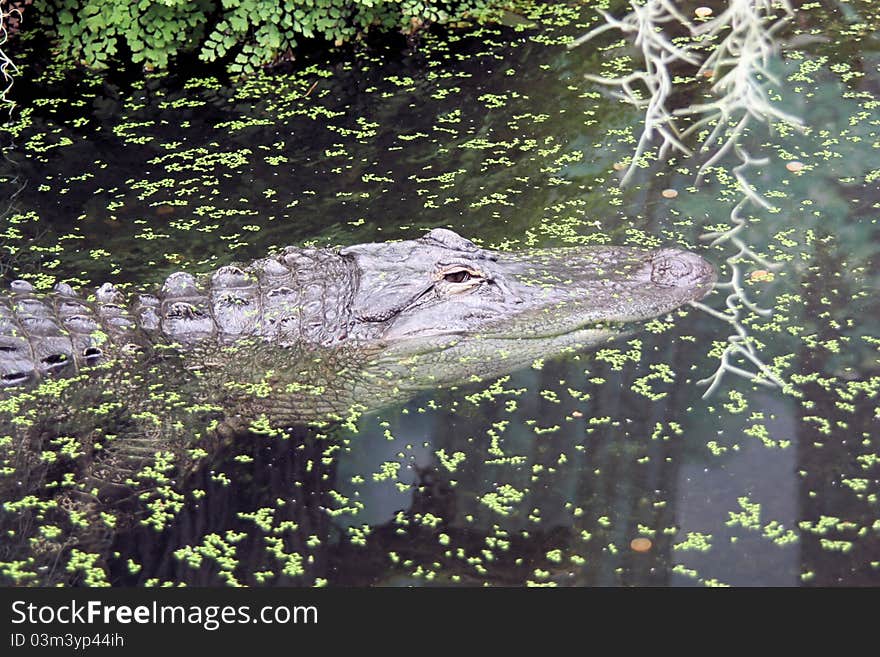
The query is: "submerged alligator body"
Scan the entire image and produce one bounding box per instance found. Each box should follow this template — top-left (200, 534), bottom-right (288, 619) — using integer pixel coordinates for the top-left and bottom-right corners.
top-left (0, 228), bottom-right (714, 584)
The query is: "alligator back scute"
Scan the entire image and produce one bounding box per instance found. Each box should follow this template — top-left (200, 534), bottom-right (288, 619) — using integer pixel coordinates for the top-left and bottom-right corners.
top-left (0, 302), bottom-right (35, 386)
top-left (94, 283), bottom-right (142, 341)
top-left (0, 279), bottom-right (146, 387)
top-left (248, 247), bottom-right (357, 346)
top-left (132, 294), bottom-right (161, 331)
top-left (154, 249), bottom-right (360, 346)
top-left (256, 253), bottom-right (300, 340)
top-left (0, 246), bottom-right (362, 388)
top-left (54, 290), bottom-right (108, 366)
top-left (160, 272), bottom-right (216, 343)
top-left (210, 265), bottom-right (262, 339)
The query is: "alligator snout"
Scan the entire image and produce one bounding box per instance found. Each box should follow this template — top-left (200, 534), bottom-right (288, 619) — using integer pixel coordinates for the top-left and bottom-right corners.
top-left (649, 248), bottom-right (716, 296)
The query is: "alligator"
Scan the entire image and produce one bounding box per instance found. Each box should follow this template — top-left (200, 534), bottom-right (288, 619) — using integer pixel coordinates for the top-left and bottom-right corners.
top-left (1, 227), bottom-right (714, 386)
top-left (0, 229), bottom-right (714, 582)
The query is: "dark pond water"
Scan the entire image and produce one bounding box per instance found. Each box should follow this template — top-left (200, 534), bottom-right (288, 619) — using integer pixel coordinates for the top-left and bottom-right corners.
top-left (1, 1), bottom-right (878, 586)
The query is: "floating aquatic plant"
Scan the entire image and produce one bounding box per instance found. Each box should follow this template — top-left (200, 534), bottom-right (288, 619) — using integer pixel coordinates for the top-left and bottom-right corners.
top-left (570, 0), bottom-right (801, 397)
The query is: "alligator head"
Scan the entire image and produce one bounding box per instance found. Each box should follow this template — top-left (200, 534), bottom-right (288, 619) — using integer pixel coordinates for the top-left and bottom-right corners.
top-left (339, 228), bottom-right (716, 399)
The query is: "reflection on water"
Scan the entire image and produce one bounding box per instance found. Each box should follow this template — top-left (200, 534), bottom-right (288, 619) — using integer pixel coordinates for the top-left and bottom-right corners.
top-left (674, 392), bottom-right (799, 587)
top-left (0, 1), bottom-right (878, 586)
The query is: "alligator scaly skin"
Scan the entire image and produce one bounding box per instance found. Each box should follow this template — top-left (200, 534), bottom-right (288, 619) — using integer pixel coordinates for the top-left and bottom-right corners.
top-left (0, 247), bottom-right (359, 388)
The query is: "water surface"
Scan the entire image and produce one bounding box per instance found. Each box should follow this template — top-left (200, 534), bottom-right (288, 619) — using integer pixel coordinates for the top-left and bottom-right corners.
top-left (1, 2), bottom-right (878, 586)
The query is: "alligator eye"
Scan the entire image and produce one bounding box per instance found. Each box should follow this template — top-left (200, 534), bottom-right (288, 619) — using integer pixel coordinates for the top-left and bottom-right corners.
top-left (444, 271), bottom-right (471, 284)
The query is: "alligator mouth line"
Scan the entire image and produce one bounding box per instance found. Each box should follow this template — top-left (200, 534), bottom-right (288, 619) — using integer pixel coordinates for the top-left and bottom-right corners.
top-left (480, 319), bottom-right (640, 342)
top-left (384, 318), bottom-right (641, 354)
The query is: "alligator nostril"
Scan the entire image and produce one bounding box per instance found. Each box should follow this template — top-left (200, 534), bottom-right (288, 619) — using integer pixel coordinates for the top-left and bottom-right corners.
top-left (650, 250), bottom-right (699, 288)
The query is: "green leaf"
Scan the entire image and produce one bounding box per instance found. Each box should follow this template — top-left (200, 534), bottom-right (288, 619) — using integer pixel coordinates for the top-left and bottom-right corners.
top-left (229, 16), bottom-right (248, 32)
